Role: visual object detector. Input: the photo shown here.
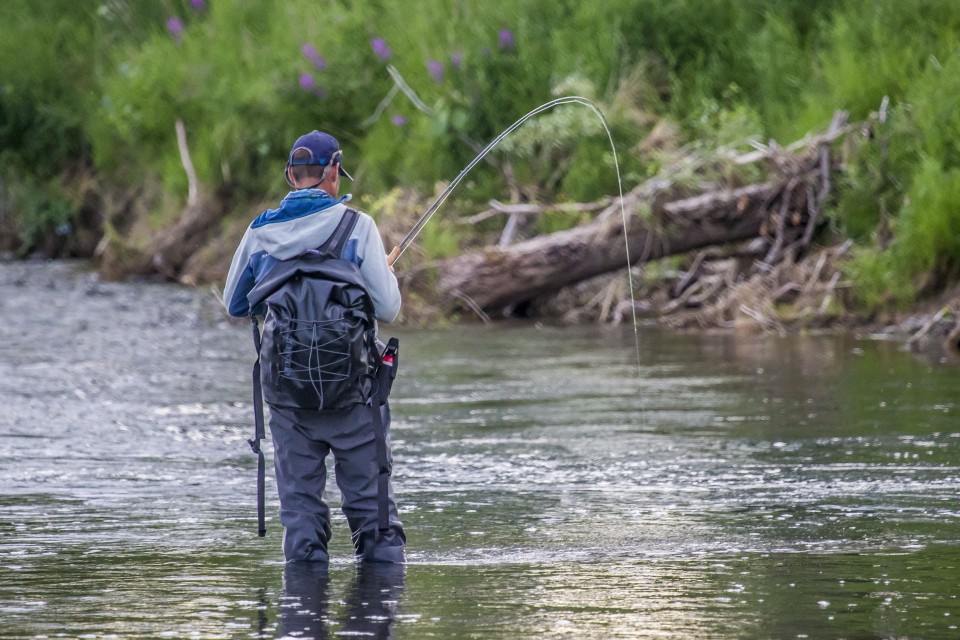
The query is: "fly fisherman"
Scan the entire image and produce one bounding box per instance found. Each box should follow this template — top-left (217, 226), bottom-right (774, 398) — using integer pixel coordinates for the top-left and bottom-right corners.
top-left (223, 130), bottom-right (406, 563)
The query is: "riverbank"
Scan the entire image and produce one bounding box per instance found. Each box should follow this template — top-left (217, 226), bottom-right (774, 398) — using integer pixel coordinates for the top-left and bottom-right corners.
top-left (8, 253), bottom-right (959, 368)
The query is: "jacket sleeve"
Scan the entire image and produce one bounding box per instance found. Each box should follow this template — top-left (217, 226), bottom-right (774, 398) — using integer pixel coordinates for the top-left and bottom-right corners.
top-left (223, 226), bottom-right (256, 317)
top-left (356, 214), bottom-right (402, 323)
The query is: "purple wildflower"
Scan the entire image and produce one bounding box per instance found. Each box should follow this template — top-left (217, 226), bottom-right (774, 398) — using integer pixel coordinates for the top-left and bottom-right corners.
top-left (427, 60), bottom-right (444, 83)
top-left (315, 87), bottom-right (327, 100)
top-left (370, 37), bottom-right (392, 61)
top-left (450, 51), bottom-right (463, 69)
top-left (498, 28), bottom-right (515, 50)
top-left (301, 43), bottom-right (327, 70)
top-left (190, 0), bottom-right (205, 11)
top-left (299, 73), bottom-right (316, 90)
top-left (166, 16), bottom-right (185, 43)
top-left (392, 115), bottom-right (407, 127)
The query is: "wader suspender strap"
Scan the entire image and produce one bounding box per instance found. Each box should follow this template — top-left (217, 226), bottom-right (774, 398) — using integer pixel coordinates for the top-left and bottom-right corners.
top-left (371, 337), bottom-right (399, 537)
top-left (369, 389), bottom-right (391, 537)
top-left (249, 316), bottom-right (267, 537)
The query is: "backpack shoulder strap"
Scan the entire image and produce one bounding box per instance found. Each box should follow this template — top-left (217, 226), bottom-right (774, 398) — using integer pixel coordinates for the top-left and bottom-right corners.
top-left (316, 208), bottom-right (360, 259)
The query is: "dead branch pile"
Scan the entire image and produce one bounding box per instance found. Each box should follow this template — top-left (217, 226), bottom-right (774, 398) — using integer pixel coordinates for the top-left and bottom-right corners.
top-left (643, 240), bottom-right (853, 331)
top-left (634, 112), bottom-right (855, 330)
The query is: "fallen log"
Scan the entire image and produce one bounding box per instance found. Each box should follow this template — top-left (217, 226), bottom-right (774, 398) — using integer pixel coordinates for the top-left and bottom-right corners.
top-left (428, 113), bottom-right (850, 315)
top-left (434, 179), bottom-right (797, 312)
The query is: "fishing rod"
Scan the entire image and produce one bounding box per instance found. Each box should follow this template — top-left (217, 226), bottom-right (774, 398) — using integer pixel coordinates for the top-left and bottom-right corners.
top-left (384, 94), bottom-right (643, 379)
top-left (386, 95), bottom-right (617, 267)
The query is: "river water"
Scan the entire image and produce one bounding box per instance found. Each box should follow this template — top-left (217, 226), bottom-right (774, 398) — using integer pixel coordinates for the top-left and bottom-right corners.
top-left (1, 260), bottom-right (958, 639)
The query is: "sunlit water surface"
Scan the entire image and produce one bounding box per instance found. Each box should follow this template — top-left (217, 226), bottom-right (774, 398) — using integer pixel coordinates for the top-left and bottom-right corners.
top-left (1, 261), bottom-right (958, 639)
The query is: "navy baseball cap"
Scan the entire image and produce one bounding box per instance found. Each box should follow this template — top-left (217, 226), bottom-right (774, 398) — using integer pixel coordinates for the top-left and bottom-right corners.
top-left (285, 130), bottom-right (353, 181)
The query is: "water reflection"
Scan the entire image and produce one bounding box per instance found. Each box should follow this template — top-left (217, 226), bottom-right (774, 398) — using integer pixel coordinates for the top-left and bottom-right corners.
top-left (279, 563), bottom-right (405, 639)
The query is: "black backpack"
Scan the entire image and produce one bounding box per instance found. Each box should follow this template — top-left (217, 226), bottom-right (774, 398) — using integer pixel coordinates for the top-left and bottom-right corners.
top-left (243, 208), bottom-right (399, 537)
top-left (247, 208), bottom-right (378, 411)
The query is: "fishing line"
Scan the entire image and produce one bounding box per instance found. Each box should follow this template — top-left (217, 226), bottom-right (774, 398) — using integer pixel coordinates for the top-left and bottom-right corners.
top-left (387, 96), bottom-right (643, 376)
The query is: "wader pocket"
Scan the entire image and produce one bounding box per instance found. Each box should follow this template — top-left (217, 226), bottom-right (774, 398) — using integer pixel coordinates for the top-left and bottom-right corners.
top-left (374, 337), bottom-right (399, 405)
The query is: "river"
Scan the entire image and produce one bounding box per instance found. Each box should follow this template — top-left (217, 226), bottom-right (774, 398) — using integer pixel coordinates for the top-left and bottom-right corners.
top-left (1, 260), bottom-right (958, 639)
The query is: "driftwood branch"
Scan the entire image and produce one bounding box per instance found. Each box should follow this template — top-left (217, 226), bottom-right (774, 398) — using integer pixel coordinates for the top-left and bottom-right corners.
top-left (175, 118), bottom-right (198, 208)
top-left (432, 178), bottom-right (784, 310)
top-left (465, 199), bottom-right (609, 224)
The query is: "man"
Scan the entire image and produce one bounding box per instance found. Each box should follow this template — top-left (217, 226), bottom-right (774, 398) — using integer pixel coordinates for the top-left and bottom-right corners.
top-left (223, 130), bottom-right (405, 563)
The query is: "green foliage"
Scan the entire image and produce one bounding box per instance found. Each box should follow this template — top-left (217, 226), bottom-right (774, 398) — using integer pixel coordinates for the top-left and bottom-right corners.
top-left (743, 14), bottom-right (816, 136)
top-left (2, 172), bottom-right (73, 255)
top-left (845, 249), bottom-right (914, 311)
top-left (689, 88), bottom-right (764, 152)
top-left (909, 50), bottom-right (960, 170)
top-left (417, 217), bottom-right (461, 261)
top-left (898, 160), bottom-right (960, 272)
top-left (783, 0), bottom-right (960, 138)
top-left (1, 0), bottom-right (960, 309)
top-left (90, 3), bottom-right (328, 199)
top-left (837, 43), bottom-right (960, 311)
top-left (834, 105), bottom-right (921, 239)
top-left (0, 1), bottom-right (94, 174)
top-left (845, 154), bottom-right (960, 310)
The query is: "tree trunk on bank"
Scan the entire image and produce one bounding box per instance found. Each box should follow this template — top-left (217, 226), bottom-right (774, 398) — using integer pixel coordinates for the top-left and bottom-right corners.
top-left (96, 118), bottom-right (230, 283)
top-left (429, 112), bottom-right (851, 315)
top-left (433, 179), bottom-right (797, 312)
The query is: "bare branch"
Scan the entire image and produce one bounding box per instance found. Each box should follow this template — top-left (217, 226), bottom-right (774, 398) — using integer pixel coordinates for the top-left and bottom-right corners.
top-left (175, 118), bottom-right (198, 207)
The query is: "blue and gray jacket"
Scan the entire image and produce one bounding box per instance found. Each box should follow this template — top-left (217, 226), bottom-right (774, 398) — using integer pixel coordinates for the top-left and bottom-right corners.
top-left (223, 189), bottom-right (401, 322)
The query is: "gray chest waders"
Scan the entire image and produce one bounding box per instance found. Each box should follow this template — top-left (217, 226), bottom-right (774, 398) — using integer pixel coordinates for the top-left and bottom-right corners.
top-left (248, 332), bottom-right (398, 539)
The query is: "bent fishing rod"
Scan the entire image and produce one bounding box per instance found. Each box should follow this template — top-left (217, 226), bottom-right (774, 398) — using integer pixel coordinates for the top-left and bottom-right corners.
top-left (383, 94), bottom-right (642, 376)
top-left (386, 95), bottom-right (616, 267)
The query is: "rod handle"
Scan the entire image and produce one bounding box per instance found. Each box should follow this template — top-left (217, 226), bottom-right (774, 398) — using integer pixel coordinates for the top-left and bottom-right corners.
top-left (387, 245), bottom-right (401, 267)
